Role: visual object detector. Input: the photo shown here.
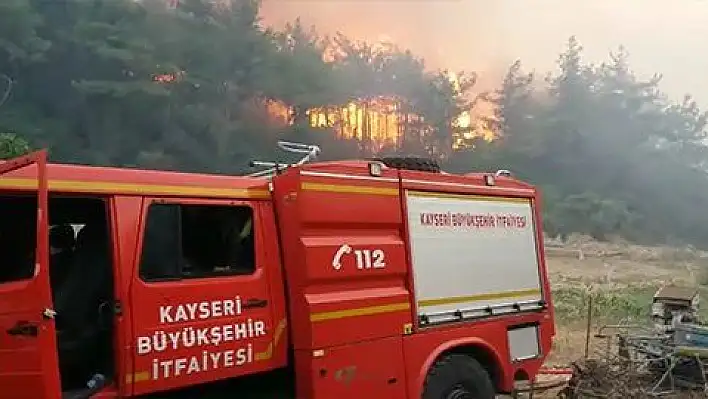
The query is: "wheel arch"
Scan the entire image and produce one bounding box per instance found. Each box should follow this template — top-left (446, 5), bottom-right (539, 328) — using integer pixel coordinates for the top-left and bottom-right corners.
top-left (417, 338), bottom-right (508, 395)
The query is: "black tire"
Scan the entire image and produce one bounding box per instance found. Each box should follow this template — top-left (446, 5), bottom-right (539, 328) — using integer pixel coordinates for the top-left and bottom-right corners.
top-left (422, 354), bottom-right (495, 399)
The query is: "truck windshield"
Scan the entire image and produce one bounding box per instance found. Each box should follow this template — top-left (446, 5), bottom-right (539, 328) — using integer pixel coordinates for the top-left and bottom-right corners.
top-left (0, 194), bottom-right (38, 283)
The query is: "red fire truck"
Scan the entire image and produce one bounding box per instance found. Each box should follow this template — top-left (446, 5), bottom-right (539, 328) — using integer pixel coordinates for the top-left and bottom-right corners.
top-left (0, 142), bottom-right (555, 399)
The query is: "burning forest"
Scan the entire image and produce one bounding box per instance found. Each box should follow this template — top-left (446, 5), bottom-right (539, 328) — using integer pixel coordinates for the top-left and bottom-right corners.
top-left (5, 0), bottom-right (708, 249)
top-left (258, 27), bottom-right (496, 155)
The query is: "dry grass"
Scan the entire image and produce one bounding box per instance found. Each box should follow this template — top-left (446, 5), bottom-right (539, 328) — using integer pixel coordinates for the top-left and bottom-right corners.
top-left (538, 241), bottom-right (708, 398)
top-left (546, 323), bottom-right (593, 366)
top-left (544, 236), bottom-right (708, 363)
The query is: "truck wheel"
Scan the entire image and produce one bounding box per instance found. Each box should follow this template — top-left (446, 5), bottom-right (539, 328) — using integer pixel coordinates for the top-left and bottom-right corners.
top-left (422, 354), bottom-right (495, 399)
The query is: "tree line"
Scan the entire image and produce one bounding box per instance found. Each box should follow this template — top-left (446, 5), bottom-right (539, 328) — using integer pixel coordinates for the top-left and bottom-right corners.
top-left (2, 0), bottom-right (708, 248)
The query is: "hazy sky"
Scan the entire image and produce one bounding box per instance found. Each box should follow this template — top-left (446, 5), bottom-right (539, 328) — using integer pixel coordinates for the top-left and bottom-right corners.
top-left (260, 0), bottom-right (708, 105)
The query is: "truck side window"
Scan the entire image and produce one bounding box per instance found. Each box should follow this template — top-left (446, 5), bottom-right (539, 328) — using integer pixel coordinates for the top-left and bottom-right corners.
top-left (139, 203), bottom-right (256, 282)
top-left (0, 195), bottom-right (37, 284)
top-left (139, 204), bottom-right (181, 281)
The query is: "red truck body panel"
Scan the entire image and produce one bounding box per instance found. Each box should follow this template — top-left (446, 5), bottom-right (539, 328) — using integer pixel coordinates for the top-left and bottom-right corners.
top-left (272, 163), bottom-right (412, 398)
top-left (0, 151), bottom-right (61, 399)
top-left (0, 156), bottom-right (555, 398)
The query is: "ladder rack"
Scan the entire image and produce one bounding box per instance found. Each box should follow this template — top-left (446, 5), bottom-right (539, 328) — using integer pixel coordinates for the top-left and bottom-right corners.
top-left (247, 141), bottom-right (321, 178)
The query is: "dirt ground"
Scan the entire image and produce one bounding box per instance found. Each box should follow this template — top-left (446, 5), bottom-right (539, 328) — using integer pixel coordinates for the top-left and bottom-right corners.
top-left (536, 236), bottom-right (708, 397)
top-left (545, 235), bottom-right (707, 356)
top-left (545, 256), bottom-right (698, 364)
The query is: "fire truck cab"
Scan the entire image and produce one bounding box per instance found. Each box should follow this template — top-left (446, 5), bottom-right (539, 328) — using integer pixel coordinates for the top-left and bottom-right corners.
top-left (0, 143), bottom-right (555, 399)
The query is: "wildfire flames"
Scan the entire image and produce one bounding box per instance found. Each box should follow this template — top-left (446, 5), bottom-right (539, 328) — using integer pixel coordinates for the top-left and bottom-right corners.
top-left (154, 69), bottom-right (495, 152)
top-left (302, 73), bottom-right (496, 150)
top-left (307, 97), bottom-right (412, 146)
top-left (155, 0), bottom-right (497, 149)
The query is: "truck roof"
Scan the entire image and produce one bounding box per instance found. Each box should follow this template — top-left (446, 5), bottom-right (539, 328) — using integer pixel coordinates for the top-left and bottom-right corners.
top-left (0, 158), bottom-right (536, 199)
top-left (0, 161), bottom-right (270, 199)
top-left (303, 160), bottom-right (535, 192)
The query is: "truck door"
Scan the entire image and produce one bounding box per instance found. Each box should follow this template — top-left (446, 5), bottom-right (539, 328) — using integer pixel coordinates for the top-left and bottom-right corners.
top-left (0, 150), bottom-right (61, 399)
top-left (129, 198), bottom-right (279, 395)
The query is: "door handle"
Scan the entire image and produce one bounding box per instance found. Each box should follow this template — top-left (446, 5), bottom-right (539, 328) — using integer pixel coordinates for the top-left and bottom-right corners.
top-left (7, 321), bottom-right (39, 337)
top-left (243, 298), bottom-right (268, 309)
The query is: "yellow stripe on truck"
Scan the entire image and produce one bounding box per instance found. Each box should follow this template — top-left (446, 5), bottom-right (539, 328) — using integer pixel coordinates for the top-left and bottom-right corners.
top-left (310, 302), bottom-right (411, 322)
top-left (408, 190), bottom-right (531, 204)
top-left (418, 288), bottom-right (542, 308)
top-left (301, 182), bottom-right (398, 196)
top-left (125, 371), bottom-right (150, 384)
top-left (0, 178), bottom-right (270, 199)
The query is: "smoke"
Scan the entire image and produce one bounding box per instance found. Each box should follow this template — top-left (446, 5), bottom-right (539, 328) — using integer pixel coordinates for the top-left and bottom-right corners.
top-left (259, 0), bottom-right (507, 92)
top-left (260, 0), bottom-right (708, 105)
